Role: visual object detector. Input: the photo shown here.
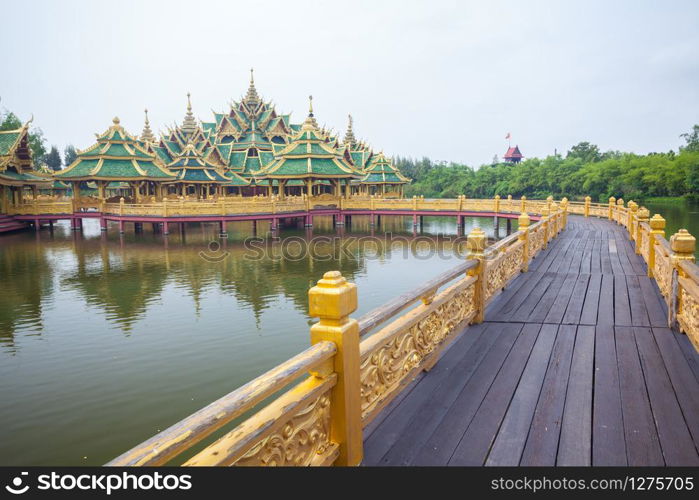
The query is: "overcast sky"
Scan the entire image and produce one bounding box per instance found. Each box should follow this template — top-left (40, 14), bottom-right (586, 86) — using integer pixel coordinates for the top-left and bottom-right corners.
top-left (3, 0), bottom-right (698, 166)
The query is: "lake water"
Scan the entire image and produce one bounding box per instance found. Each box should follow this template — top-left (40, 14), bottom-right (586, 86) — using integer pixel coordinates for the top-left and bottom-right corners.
top-left (0, 214), bottom-right (513, 465)
top-left (642, 198), bottom-right (699, 259)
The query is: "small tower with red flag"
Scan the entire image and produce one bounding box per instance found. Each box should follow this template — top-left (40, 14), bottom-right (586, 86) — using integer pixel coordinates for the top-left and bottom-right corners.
top-left (503, 132), bottom-right (523, 163)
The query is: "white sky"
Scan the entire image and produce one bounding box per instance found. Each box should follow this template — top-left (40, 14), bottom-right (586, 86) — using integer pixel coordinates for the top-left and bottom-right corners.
top-left (3, 0), bottom-right (698, 165)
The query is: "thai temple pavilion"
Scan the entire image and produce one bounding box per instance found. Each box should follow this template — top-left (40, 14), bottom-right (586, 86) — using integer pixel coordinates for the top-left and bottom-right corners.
top-left (504, 145), bottom-right (524, 164)
top-left (0, 120), bottom-right (51, 213)
top-left (52, 70), bottom-right (410, 200)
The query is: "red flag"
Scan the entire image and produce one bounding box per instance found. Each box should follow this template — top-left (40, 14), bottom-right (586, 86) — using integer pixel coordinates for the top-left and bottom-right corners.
top-left (505, 132), bottom-right (511, 140)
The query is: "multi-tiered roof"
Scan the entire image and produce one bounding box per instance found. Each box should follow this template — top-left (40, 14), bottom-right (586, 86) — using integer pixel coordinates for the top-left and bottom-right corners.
top-left (57, 117), bottom-right (175, 182)
top-left (361, 151), bottom-right (411, 185)
top-left (0, 120), bottom-right (50, 187)
top-left (257, 97), bottom-right (359, 181)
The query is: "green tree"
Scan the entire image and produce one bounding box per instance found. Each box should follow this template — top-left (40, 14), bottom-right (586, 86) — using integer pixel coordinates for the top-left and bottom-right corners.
top-left (45, 146), bottom-right (62, 171)
top-left (566, 141), bottom-right (601, 163)
top-left (680, 124), bottom-right (699, 152)
top-left (64, 144), bottom-right (77, 167)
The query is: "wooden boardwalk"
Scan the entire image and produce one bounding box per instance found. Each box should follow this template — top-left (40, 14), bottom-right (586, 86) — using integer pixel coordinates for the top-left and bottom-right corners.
top-left (363, 216), bottom-right (699, 466)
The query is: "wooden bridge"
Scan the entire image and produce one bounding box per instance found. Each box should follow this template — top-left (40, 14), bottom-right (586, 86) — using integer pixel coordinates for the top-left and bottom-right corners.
top-left (81, 197), bottom-right (697, 467)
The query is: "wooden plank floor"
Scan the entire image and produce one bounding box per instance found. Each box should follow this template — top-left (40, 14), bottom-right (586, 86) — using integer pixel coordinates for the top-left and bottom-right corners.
top-left (363, 216), bottom-right (699, 466)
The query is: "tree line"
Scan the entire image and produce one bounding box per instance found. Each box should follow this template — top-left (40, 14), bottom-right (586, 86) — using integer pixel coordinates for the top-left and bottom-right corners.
top-left (397, 126), bottom-right (699, 202)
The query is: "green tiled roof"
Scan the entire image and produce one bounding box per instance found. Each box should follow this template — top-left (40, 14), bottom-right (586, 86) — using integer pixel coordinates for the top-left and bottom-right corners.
top-left (172, 168), bottom-right (230, 183)
top-left (57, 119), bottom-right (175, 180)
top-left (223, 172), bottom-right (251, 186)
top-left (361, 152), bottom-right (410, 184)
top-left (0, 131), bottom-right (21, 156)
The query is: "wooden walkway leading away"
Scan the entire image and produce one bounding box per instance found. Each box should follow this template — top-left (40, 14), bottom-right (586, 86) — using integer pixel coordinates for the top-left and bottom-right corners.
top-left (363, 216), bottom-right (699, 466)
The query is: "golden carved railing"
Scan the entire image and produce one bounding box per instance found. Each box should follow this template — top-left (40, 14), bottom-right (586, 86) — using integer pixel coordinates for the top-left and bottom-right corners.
top-left (11, 193), bottom-right (585, 219)
top-left (107, 203), bottom-right (568, 467)
top-left (11, 201), bottom-right (74, 215)
top-left (357, 260), bottom-right (478, 425)
top-left (607, 197), bottom-right (698, 352)
top-left (107, 341), bottom-right (340, 466)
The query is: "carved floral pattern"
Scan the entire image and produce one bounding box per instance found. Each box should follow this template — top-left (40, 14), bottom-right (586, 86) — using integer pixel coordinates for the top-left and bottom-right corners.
top-left (654, 249), bottom-right (671, 299)
top-left (678, 285), bottom-right (699, 350)
top-left (359, 283), bottom-right (476, 418)
top-left (233, 391), bottom-right (332, 466)
top-left (485, 244), bottom-right (524, 302)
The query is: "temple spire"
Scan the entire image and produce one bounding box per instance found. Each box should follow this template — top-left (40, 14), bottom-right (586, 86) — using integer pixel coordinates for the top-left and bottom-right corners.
top-left (182, 92), bottom-right (197, 135)
top-left (245, 68), bottom-right (260, 105)
top-left (344, 114), bottom-right (356, 148)
top-left (302, 95), bottom-right (318, 129)
top-left (140, 108), bottom-right (155, 143)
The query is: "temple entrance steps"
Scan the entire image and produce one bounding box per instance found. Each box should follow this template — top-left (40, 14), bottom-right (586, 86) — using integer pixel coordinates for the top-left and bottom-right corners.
top-left (0, 214), bottom-right (28, 233)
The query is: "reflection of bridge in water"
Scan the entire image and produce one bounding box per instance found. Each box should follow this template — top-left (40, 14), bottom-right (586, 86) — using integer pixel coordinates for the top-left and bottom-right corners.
top-left (9, 195), bottom-right (536, 237)
top-left (105, 197), bottom-right (699, 467)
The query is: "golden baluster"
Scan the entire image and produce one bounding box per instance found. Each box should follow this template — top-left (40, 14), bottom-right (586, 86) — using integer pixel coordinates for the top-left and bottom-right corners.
top-left (518, 212), bottom-right (531, 272)
top-left (308, 271), bottom-right (362, 466)
top-left (466, 227), bottom-right (487, 324)
top-left (636, 207), bottom-right (649, 255)
top-left (647, 214), bottom-right (665, 278)
top-left (520, 195), bottom-right (527, 213)
top-left (560, 197), bottom-right (569, 229)
top-left (608, 196), bottom-right (616, 220)
top-left (627, 201), bottom-right (638, 240)
top-left (584, 195), bottom-right (591, 218)
top-left (541, 206), bottom-right (550, 249)
top-left (669, 229), bottom-right (696, 329)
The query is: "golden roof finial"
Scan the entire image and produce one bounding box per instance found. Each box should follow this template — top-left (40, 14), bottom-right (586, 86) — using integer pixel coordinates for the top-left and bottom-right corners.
top-left (344, 113), bottom-right (356, 148)
top-left (245, 69), bottom-right (260, 105)
top-left (113, 116), bottom-right (120, 125)
top-left (141, 108), bottom-right (155, 143)
top-left (301, 95), bottom-right (318, 130)
top-left (182, 93), bottom-right (197, 135)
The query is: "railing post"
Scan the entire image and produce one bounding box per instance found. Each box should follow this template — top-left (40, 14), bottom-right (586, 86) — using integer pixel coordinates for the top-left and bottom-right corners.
top-left (669, 229), bottom-right (696, 328)
top-left (412, 195), bottom-right (417, 210)
top-left (635, 207), bottom-right (649, 255)
top-left (308, 271), bottom-right (362, 466)
top-left (457, 194), bottom-right (463, 212)
top-left (627, 201), bottom-right (638, 240)
top-left (520, 195), bottom-right (526, 213)
top-left (466, 227), bottom-right (487, 324)
top-left (162, 197), bottom-right (168, 217)
top-left (119, 197), bottom-right (124, 216)
top-left (551, 202), bottom-right (560, 233)
top-left (560, 197), bottom-right (569, 229)
top-left (608, 196), bottom-right (616, 220)
top-left (541, 206), bottom-right (550, 249)
top-left (507, 194), bottom-right (513, 212)
top-left (584, 196), bottom-right (591, 217)
top-left (647, 214), bottom-right (665, 278)
top-left (494, 194), bottom-right (500, 214)
top-left (616, 198), bottom-right (624, 225)
top-left (518, 212), bottom-right (530, 272)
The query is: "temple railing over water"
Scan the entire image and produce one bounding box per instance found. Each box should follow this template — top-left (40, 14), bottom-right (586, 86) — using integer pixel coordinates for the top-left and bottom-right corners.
top-left (10, 195), bottom-right (698, 466)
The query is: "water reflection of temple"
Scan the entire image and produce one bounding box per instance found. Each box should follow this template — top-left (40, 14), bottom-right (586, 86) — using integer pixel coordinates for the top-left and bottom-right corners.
top-left (0, 215), bottom-right (497, 338)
